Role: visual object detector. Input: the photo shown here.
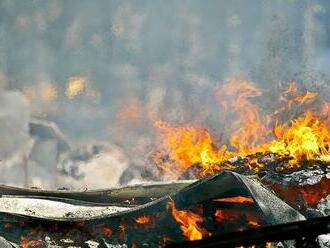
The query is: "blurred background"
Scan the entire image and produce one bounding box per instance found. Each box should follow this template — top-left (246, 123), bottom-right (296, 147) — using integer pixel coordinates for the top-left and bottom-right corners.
top-left (0, 0), bottom-right (329, 189)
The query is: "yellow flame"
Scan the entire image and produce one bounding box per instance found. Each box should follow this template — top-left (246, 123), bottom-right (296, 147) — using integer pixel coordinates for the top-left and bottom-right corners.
top-left (135, 215), bottom-right (151, 224)
top-left (155, 121), bottom-right (233, 176)
top-left (268, 112), bottom-right (330, 165)
top-left (154, 81), bottom-right (330, 178)
top-left (167, 198), bottom-right (210, 241)
top-left (66, 77), bottom-right (86, 98)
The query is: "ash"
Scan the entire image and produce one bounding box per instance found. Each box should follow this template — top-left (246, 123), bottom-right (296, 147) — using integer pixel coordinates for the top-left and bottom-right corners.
top-left (317, 234), bottom-right (330, 248)
top-left (317, 195), bottom-right (330, 216)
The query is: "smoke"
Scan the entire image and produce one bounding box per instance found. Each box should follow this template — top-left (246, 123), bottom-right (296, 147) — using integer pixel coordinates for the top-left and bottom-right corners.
top-left (0, 88), bottom-right (31, 187)
top-left (0, 89), bottom-right (30, 159)
top-left (62, 146), bottom-right (129, 189)
top-left (0, 0), bottom-right (329, 188)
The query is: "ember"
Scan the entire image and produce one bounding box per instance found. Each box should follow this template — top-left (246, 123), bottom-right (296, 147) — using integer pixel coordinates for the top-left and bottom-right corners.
top-left (213, 196), bottom-right (254, 204)
top-left (214, 209), bottom-right (261, 227)
top-left (20, 236), bottom-right (42, 248)
top-left (135, 215), bottom-right (151, 224)
top-left (97, 225), bottom-right (112, 237)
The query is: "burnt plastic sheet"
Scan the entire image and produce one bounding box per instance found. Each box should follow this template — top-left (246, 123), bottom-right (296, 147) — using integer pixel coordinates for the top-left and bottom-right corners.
top-left (0, 180), bottom-right (192, 206)
top-left (0, 171), bottom-right (304, 247)
top-left (167, 215), bottom-right (330, 248)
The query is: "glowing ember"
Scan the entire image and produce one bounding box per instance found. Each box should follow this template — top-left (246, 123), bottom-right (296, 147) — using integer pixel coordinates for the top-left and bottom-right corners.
top-left (266, 242), bottom-right (273, 248)
top-left (135, 215), bottom-right (151, 224)
top-left (20, 236), bottom-right (42, 248)
top-left (264, 176), bottom-right (330, 207)
top-left (213, 196), bottom-right (254, 204)
top-left (101, 226), bottom-right (112, 237)
top-left (66, 76), bottom-right (86, 98)
top-left (214, 209), bottom-right (261, 227)
top-left (167, 198), bottom-right (210, 241)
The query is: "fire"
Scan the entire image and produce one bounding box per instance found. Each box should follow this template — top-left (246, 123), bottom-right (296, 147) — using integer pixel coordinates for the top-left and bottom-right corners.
top-left (264, 176), bottom-right (330, 206)
top-left (155, 121), bottom-right (232, 176)
top-left (268, 112), bottom-right (330, 166)
top-left (282, 81), bottom-right (298, 94)
top-left (167, 198), bottom-right (210, 241)
top-left (154, 80), bottom-right (330, 178)
top-left (22, 82), bottom-right (58, 115)
top-left (278, 82), bottom-right (318, 109)
top-left (294, 91), bottom-right (318, 104)
top-left (216, 79), bottom-right (270, 153)
top-left (23, 82), bottom-right (58, 103)
top-left (135, 215), bottom-right (151, 224)
top-left (266, 243), bottom-right (273, 248)
top-left (20, 236), bottom-right (42, 248)
top-left (214, 209), bottom-right (261, 227)
top-left (118, 223), bottom-right (127, 240)
top-left (213, 196), bottom-right (254, 204)
top-left (66, 76), bottom-right (86, 98)
top-left (96, 224), bottom-right (113, 237)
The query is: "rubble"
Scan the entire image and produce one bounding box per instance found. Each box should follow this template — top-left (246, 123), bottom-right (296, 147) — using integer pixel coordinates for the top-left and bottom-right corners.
top-left (317, 195), bottom-right (330, 216)
top-left (0, 151), bottom-right (329, 247)
top-left (261, 162), bottom-right (330, 210)
top-left (0, 171), bottom-right (305, 247)
top-left (317, 234), bottom-right (330, 248)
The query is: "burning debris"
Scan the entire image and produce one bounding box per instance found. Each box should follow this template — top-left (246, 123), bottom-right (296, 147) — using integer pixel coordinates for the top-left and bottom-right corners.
top-left (0, 81), bottom-right (330, 247)
top-left (149, 81), bottom-right (330, 180)
top-left (1, 0), bottom-right (330, 246)
top-left (143, 80), bottom-right (330, 246)
top-left (0, 154), bottom-right (329, 247)
top-left (0, 171), bottom-right (305, 247)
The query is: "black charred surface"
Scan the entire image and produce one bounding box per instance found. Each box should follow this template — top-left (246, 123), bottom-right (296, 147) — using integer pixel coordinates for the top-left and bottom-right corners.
top-left (261, 162), bottom-right (330, 186)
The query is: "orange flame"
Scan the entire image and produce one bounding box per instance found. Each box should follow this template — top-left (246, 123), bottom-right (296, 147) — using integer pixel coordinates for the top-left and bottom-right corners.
top-left (155, 121), bottom-right (232, 176)
top-left (20, 236), bottom-right (42, 248)
top-left (264, 175), bottom-right (330, 206)
top-left (167, 198), bottom-right (210, 241)
top-left (294, 91), bottom-right (318, 104)
top-left (154, 80), bottom-right (330, 177)
top-left (213, 196), bottom-right (254, 204)
top-left (217, 79), bottom-right (270, 153)
top-left (135, 215), bottom-right (151, 224)
top-left (282, 81), bottom-right (298, 94)
top-left (268, 112), bottom-right (330, 165)
top-left (100, 226), bottom-right (112, 237)
top-left (279, 81), bottom-right (318, 109)
top-left (214, 209), bottom-right (261, 227)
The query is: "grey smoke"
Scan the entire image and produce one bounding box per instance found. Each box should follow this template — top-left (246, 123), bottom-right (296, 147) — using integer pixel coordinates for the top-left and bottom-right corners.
top-left (0, 0), bottom-right (329, 188)
top-left (0, 89), bottom-right (30, 159)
